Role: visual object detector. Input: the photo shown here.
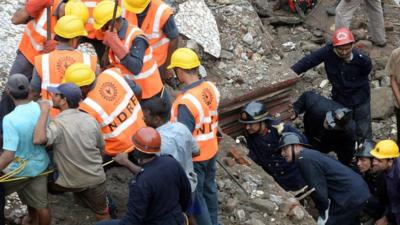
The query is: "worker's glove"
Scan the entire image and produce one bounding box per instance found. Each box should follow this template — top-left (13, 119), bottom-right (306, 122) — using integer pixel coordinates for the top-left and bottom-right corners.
top-left (41, 40), bottom-right (58, 53)
top-left (124, 75), bottom-right (142, 101)
top-left (25, 0), bottom-right (53, 18)
top-left (103, 31), bottom-right (128, 60)
top-left (317, 199), bottom-right (330, 225)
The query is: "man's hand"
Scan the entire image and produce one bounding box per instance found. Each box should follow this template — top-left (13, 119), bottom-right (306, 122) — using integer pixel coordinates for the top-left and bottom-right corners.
top-left (113, 153), bottom-right (130, 167)
top-left (103, 31), bottom-right (128, 60)
top-left (41, 40), bottom-right (58, 53)
top-left (25, 0), bottom-right (53, 18)
top-left (375, 216), bottom-right (388, 225)
top-left (38, 100), bottom-right (51, 112)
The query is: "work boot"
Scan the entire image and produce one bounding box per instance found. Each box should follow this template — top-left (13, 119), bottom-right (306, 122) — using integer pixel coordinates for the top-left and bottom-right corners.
top-left (106, 194), bottom-right (118, 219)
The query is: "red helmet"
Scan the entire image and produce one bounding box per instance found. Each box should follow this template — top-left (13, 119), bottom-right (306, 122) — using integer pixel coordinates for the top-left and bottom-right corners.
top-left (132, 127), bottom-right (161, 154)
top-left (332, 27), bottom-right (355, 46)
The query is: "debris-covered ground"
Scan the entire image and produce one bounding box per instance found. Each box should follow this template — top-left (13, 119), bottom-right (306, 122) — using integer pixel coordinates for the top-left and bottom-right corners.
top-left (1, 0), bottom-right (400, 224)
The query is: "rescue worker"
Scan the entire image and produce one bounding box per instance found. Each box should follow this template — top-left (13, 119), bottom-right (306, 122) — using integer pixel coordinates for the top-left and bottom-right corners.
top-left (0, 74), bottom-right (50, 225)
top-left (279, 132), bottom-right (371, 225)
top-left (291, 27), bottom-right (372, 143)
top-left (92, 1), bottom-right (167, 103)
top-left (335, 0), bottom-right (386, 47)
top-left (354, 140), bottom-right (388, 224)
top-left (370, 140), bottom-right (400, 225)
top-left (292, 91), bottom-right (357, 165)
top-left (96, 127), bottom-right (192, 225)
top-left (33, 83), bottom-right (110, 221)
top-left (239, 100), bottom-right (306, 191)
top-left (386, 48), bottom-right (400, 144)
top-left (168, 48), bottom-right (220, 225)
top-left (121, 0), bottom-right (179, 82)
top-left (63, 63), bottom-right (146, 158)
top-left (57, 0), bottom-right (106, 65)
top-left (31, 14), bottom-right (97, 117)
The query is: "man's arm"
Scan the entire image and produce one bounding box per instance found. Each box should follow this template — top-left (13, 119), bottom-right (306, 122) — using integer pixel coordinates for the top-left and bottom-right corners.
top-left (298, 156), bottom-right (329, 214)
top-left (12, 0), bottom-right (53, 24)
top-left (113, 153), bottom-right (142, 175)
top-left (33, 101), bottom-right (51, 145)
top-left (179, 168), bottom-right (192, 212)
top-left (29, 69), bottom-right (42, 101)
top-left (292, 91), bottom-right (312, 116)
top-left (0, 151), bottom-right (15, 171)
top-left (291, 45), bottom-right (328, 75)
top-left (119, 36), bottom-right (148, 75)
top-left (11, 7), bottom-right (31, 25)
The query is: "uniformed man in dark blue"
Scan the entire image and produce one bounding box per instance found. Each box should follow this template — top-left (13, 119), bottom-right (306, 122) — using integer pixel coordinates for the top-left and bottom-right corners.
top-left (292, 91), bottom-right (357, 165)
top-left (239, 101), bottom-right (306, 191)
top-left (279, 132), bottom-right (370, 225)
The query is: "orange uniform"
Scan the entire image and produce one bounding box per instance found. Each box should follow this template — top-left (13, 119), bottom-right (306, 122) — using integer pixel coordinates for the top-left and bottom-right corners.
top-left (18, 0), bottom-right (61, 64)
top-left (80, 67), bottom-right (146, 156)
top-left (171, 81), bottom-right (220, 162)
top-left (34, 50), bottom-right (97, 117)
top-left (122, 0), bottom-right (173, 66)
top-left (109, 24), bottom-right (163, 99)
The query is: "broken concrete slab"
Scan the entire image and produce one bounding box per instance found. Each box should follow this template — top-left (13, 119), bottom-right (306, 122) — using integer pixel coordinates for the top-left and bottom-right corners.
top-left (371, 87), bottom-right (395, 119)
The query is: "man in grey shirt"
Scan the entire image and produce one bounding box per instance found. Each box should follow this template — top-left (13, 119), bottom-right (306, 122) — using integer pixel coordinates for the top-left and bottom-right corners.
top-left (141, 97), bottom-right (199, 192)
top-left (33, 83), bottom-right (110, 221)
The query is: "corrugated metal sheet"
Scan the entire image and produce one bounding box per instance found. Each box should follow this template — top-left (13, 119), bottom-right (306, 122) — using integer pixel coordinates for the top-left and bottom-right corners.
top-left (219, 77), bottom-right (299, 137)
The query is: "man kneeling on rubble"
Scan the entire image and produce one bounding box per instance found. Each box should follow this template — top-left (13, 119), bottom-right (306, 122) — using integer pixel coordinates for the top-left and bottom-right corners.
top-left (0, 74), bottom-right (50, 225)
top-left (238, 100), bottom-right (306, 191)
top-left (279, 132), bottom-right (370, 225)
top-left (97, 127), bottom-right (192, 225)
top-left (292, 91), bottom-right (357, 166)
top-left (33, 83), bottom-right (110, 221)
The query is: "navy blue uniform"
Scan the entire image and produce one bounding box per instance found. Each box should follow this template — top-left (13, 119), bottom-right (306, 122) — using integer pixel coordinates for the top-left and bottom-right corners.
top-left (246, 120), bottom-right (306, 191)
top-left (298, 149), bottom-right (370, 225)
top-left (361, 171), bottom-right (388, 220)
top-left (291, 43), bottom-right (372, 141)
top-left (120, 156), bottom-right (191, 225)
top-left (293, 91), bottom-right (357, 165)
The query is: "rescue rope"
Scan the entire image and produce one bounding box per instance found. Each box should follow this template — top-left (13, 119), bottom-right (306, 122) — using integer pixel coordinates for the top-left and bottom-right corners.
top-left (0, 159), bottom-right (27, 182)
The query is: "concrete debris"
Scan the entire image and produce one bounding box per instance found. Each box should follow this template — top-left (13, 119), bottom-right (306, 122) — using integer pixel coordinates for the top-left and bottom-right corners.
top-left (370, 87), bottom-right (395, 119)
top-left (319, 79), bottom-right (329, 89)
top-left (175, 0), bottom-right (221, 57)
top-left (243, 33), bottom-right (254, 45)
top-left (251, 198), bottom-right (278, 215)
top-left (282, 42), bottom-right (296, 52)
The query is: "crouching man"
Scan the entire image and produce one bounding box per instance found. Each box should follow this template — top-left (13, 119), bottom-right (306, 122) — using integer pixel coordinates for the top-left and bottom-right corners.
top-left (0, 74), bottom-right (50, 225)
top-left (279, 132), bottom-right (370, 225)
top-left (33, 83), bottom-right (110, 221)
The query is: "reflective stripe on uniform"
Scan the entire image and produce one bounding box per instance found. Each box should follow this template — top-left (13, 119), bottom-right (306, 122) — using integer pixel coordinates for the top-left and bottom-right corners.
top-left (124, 27), bottom-right (142, 49)
top-left (83, 53), bottom-right (91, 66)
top-left (132, 62), bottom-right (158, 80)
top-left (146, 3), bottom-right (168, 39)
top-left (25, 27), bottom-right (44, 51)
top-left (103, 103), bottom-right (141, 139)
top-left (152, 37), bottom-right (170, 50)
top-left (83, 69), bottom-right (134, 127)
top-left (32, 10), bottom-right (48, 38)
top-left (181, 93), bottom-right (212, 129)
top-left (207, 81), bottom-right (221, 105)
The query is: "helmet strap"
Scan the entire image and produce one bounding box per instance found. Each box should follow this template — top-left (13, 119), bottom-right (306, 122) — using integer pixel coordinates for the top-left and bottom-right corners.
top-left (291, 145), bottom-right (296, 164)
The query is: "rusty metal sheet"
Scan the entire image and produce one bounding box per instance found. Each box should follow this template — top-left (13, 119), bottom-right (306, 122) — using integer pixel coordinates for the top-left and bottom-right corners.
top-left (219, 78), bottom-right (299, 137)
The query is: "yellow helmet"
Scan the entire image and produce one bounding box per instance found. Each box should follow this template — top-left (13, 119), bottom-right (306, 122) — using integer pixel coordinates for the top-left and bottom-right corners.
top-left (370, 140), bottom-right (400, 159)
top-left (123, 0), bottom-right (151, 14)
top-left (63, 63), bottom-right (95, 87)
top-left (167, 48), bottom-right (201, 70)
top-left (93, 0), bottom-right (122, 30)
top-left (65, 0), bottom-right (90, 24)
top-left (54, 15), bottom-right (88, 38)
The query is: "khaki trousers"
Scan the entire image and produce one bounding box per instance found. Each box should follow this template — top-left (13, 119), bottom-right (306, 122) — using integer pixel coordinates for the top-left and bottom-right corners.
top-left (335, 0), bottom-right (386, 45)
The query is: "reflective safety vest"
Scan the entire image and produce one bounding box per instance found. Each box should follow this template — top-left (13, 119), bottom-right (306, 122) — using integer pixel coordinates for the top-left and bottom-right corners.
top-left (80, 68), bottom-right (146, 156)
top-left (171, 81), bottom-right (220, 162)
top-left (109, 24), bottom-right (163, 99)
top-left (122, 0), bottom-right (173, 66)
top-left (18, 0), bottom-right (61, 64)
top-left (34, 50), bottom-right (97, 117)
top-left (82, 0), bottom-right (104, 40)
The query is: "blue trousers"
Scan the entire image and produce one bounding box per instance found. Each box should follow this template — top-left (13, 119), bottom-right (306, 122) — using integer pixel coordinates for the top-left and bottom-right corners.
top-left (193, 156), bottom-right (218, 225)
top-left (351, 101), bottom-right (372, 142)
